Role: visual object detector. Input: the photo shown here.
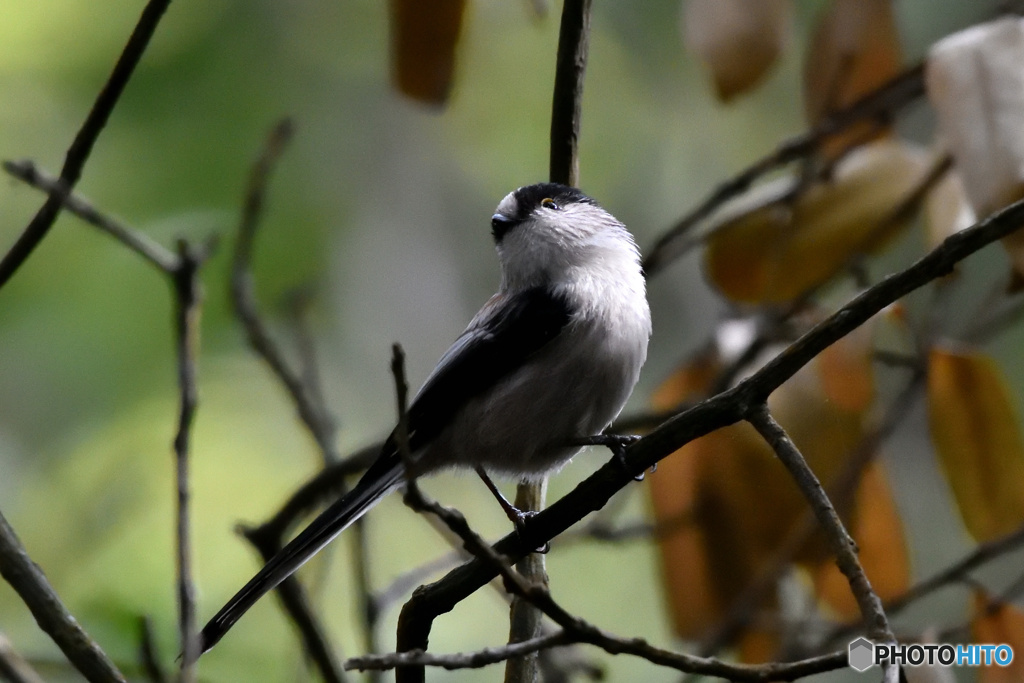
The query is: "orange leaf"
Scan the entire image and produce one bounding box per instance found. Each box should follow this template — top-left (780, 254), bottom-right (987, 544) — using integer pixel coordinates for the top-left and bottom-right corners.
top-left (683, 0), bottom-right (791, 101)
top-left (650, 344), bottom-right (888, 648)
top-left (390, 0), bottom-right (466, 105)
top-left (972, 591), bottom-right (1024, 683)
top-left (813, 462), bottom-right (909, 618)
top-left (928, 348), bottom-right (1024, 541)
top-left (704, 140), bottom-right (928, 304)
top-left (817, 320), bottom-right (875, 413)
top-left (804, 0), bottom-right (901, 157)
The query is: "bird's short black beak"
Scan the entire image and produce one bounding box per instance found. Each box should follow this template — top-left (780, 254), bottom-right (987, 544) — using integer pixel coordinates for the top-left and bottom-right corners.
top-left (491, 213), bottom-right (517, 243)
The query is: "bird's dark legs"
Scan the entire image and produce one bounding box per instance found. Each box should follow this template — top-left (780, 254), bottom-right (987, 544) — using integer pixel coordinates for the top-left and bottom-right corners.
top-left (475, 466), bottom-right (536, 533)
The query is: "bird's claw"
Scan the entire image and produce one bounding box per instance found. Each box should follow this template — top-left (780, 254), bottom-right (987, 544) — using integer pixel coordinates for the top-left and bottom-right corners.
top-left (581, 433), bottom-right (644, 479)
top-left (511, 509), bottom-right (549, 554)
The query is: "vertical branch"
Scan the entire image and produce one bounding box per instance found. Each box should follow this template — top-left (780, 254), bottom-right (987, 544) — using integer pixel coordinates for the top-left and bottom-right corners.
top-left (0, 512), bottom-right (126, 682)
top-left (549, 0), bottom-right (593, 187)
top-left (172, 240), bottom-right (208, 679)
top-left (0, 0), bottom-right (173, 290)
top-left (504, 479), bottom-right (549, 683)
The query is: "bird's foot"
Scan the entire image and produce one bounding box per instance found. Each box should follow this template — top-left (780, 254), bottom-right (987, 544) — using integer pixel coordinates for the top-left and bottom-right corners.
top-left (510, 508), bottom-right (550, 554)
top-left (576, 433), bottom-right (646, 480)
top-left (475, 466), bottom-right (549, 553)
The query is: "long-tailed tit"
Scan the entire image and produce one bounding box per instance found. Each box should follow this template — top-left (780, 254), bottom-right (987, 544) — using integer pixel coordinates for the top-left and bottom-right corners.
top-left (197, 182), bottom-right (651, 654)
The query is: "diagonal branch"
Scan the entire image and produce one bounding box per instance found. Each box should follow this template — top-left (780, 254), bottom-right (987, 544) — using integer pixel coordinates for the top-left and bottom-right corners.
top-left (2, 160), bottom-right (180, 273)
top-left (745, 405), bottom-right (894, 648)
top-left (0, 512), bottom-right (126, 682)
top-left (0, 0), bottom-right (174, 290)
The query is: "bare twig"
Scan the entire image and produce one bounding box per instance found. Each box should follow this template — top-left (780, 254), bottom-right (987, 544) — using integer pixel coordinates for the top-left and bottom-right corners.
top-left (643, 63), bottom-right (925, 275)
top-left (395, 181), bottom-right (1024, 669)
top-left (229, 119), bottom-right (349, 683)
top-left (0, 631), bottom-right (46, 683)
top-left (700, 370), bottom-right (924, 656)
top-left (0, 0), bottom-right (173, 289)
top-left (0, 512), bottom-right (126, 682)
top-left (349, 632), bottom-right (571, 672)
top-left (745, 405), bottom-right (895, 650)
top-left (171, 240), bottom-right (210, 680)
top-left (230, 118), bottom-right (341, 462)
top-left (349, 639), bottom-right (846, 681)
top-left (2, 160), bottom-right (179, 273)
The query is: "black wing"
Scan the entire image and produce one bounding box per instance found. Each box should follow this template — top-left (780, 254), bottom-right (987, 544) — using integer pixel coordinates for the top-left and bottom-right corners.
top-left (391, 285), bottom-right (573, 456)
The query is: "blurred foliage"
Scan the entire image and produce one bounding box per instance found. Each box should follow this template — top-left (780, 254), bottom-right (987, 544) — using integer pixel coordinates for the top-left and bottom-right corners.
top-left (0, 1), bottom-right (1017, 682)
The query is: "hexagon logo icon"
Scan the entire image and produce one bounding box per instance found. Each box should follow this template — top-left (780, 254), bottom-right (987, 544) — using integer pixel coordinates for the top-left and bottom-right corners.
top-left (848, 637), bottom-right (875, 672)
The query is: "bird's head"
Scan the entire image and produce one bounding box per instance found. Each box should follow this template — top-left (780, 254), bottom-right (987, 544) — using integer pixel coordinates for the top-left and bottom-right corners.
top-left (490, 183), bottom-right (640, 291)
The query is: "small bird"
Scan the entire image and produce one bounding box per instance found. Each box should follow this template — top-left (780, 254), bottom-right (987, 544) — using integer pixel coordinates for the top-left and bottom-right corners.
top-left (197, 182), bottom-right (651, 654)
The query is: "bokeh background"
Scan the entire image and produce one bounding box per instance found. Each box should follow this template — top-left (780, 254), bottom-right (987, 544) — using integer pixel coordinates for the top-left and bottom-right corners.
top-left (0, 1), bottom-right (1011, 680)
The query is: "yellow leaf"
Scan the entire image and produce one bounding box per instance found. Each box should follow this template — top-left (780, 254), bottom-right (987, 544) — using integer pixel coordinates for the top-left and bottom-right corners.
top-left (390, 0), bottom-right (466, 105)
top-left (683, 0), bottom-right (791, 102)
top-left (928, 348), bottom-right (1024, 541)
top-left (813, 462), bottom-right (910, 618)
top-left (804, 0), bottom-right (901, 157)
top-left (972, 591), bottom-right (1024, 683)
top-left (704, 140), bottom-right (928, 304)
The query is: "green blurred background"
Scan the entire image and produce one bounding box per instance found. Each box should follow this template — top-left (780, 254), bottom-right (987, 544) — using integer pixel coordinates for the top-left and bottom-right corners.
top-left (0, 1), bottom-right (1006, 680)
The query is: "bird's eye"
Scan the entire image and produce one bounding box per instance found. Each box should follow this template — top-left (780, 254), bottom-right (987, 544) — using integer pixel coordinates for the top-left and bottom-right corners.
top-left (541, 197), bottom-right (560, 210)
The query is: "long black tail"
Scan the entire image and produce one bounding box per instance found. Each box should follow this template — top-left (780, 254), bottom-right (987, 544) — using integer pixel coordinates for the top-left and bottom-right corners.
top-left (197, 453), bottom-right (404, 654)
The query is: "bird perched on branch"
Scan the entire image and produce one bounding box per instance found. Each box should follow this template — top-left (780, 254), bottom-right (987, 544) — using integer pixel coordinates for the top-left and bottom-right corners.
top-left (197, 182), bottom-right (651, 654)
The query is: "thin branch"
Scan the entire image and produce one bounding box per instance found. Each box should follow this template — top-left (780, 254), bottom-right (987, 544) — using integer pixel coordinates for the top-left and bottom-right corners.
top-left (826, 520), bottom-right (1024, 648)
top-left (349, 639), bottom-right (845, 681)
top-left (349, 632), bottom-right (571, 672)
top-left (700, 370), bottom-right (924, 656)
top-left (0, 511), bottom-right (126, 682)
top-left (642, 63), bottom-right (925, 275)
top-left (745, 405), bottom-right (895, 648)
top-left (228, 120), bottom-right (358, 683)
top-left (0, 632), bottom-right (46, 683)
top-left (171, 240), bottom-right (210, 679)
top-left (0, 0), bottom-right (173, 289)
top-left (394, 175), bottom-right (1024, 668)
top-left (230, 118), bottom-right (341, 462)
top-left (2, 160), bottom-right (180, 273)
